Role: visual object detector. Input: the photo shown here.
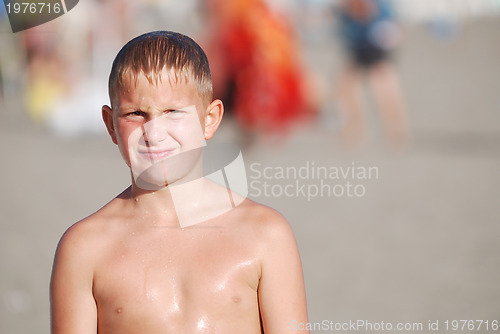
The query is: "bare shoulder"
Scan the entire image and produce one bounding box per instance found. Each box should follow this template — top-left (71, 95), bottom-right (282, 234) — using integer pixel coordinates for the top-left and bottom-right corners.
top-left (54, 194), bottom-right (125, 264)
top-left (237, 199), bottom-right (287, 223)
top-left (238, 203), bottom-right (308, 333)
top-left (232, 199), bottom-right (297, 244)
top-left (204, 178), bottom-right (292, 237)
top-left (50, 193), bottom-right (129, 333)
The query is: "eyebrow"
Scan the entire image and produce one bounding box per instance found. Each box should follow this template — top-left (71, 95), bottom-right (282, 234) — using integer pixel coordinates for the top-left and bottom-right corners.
top-left (118, 104), bottom-right (198, 112)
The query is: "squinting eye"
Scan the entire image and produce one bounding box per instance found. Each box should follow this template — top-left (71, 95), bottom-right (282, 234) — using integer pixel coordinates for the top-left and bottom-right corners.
top-left (127, 111), bottom-right (143, 117)
top-left (166, 109), bottom-right (185, 117)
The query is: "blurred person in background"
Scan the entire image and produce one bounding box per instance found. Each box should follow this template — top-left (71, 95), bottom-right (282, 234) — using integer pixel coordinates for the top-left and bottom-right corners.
top-left (10, 0), bottom-right (133, 135)
top-left (203, 0), bottom-right (316, 146)
top-left (334, 0), bottom-right (410, 148)
top-left (46, 0), bottom-right (134, 136)
top-left (22, 25), bottom-right (69, 123)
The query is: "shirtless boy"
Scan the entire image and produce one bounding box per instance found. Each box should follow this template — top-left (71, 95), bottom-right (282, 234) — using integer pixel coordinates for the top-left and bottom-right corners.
top-left (50, 31), bottom-right (309, 333)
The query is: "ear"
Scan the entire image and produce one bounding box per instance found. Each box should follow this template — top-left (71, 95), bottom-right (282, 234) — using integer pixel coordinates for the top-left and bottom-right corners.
top-left (204, 99), bottom-right (224, 140)
top-left (102, 105), bottom-right (118, 145)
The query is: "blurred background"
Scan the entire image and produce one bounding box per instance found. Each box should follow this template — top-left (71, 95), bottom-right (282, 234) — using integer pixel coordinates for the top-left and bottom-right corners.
top-left (1, 0), bottom-right (500, 332)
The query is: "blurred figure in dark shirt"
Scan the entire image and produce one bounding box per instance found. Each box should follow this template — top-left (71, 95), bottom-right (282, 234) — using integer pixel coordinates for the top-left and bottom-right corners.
top-left (335, 0), bottom-right (410, 148)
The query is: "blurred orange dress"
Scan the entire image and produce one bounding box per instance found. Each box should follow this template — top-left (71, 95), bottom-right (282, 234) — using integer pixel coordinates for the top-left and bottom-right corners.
top-left (207, 0), bottom-right (309, 133)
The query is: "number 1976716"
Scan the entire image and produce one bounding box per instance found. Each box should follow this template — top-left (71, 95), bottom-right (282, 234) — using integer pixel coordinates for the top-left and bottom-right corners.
top-left (444, 320), bottom-right (499, 331)
top-left (5, 2), bottom-right (62, 14)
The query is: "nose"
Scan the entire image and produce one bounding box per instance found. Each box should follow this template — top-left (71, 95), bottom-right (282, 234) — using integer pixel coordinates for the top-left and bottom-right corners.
top-left (142, 117), bottom-right (168, 146)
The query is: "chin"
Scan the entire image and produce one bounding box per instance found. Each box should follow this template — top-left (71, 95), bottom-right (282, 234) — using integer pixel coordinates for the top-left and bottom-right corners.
top-left (135, 163), bottom-right (192, 190)
top-left (132, 148), bottom-right (204, 190)
top-left (133, 164), bottom-right (168, 190)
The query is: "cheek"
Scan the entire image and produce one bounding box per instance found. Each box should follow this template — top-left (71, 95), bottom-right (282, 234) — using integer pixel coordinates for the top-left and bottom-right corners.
top-left (115, 122), bottom-right (142, 165)
top-left (116, 121), bottom-right (143, 144)
top-left (170, 118), bottom-right (206, 149)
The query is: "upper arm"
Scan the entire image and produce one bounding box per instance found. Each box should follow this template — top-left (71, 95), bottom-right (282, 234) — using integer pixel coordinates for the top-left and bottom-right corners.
top-left (257, 211), bottom-right (309, 334)
top-left (50, 224), bottom-right (98, 334)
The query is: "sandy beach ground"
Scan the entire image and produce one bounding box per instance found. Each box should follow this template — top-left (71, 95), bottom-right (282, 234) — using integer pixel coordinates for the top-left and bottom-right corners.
top-left (1, 9), bottom-right (499, 334)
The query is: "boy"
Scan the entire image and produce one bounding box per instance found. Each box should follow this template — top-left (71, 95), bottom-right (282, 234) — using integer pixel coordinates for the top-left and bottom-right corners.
top-left (50, 31), bottom-right (309, 333)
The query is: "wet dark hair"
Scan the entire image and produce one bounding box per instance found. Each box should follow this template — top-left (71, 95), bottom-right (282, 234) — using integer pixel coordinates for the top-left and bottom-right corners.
top-left (108, 31), bottom-right (213, 106)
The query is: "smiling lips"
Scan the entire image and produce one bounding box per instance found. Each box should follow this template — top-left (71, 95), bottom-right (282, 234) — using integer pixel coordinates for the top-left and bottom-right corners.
top-left (138, 148), bottom-right (177, 161)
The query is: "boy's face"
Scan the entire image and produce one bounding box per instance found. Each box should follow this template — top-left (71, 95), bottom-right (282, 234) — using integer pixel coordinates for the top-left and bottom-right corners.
top-left (103, 68), bottom-right (222, 189)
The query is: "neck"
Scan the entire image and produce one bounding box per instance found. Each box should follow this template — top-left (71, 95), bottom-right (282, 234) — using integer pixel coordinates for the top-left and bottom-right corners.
top-left (128, 183), bottom-right (176, 222)
top-left (127, 174), bottom-right (208, 228)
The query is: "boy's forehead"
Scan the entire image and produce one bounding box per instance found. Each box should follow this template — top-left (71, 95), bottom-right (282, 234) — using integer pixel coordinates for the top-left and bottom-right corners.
top-left (121, 67), bottom-right (195, 91)
top-left (115, 68), bottom-right (201, 106)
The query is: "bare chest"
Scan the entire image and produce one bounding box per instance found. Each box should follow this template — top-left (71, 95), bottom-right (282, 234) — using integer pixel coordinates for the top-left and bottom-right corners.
top-left (92, 226), bottom-right (262, 333)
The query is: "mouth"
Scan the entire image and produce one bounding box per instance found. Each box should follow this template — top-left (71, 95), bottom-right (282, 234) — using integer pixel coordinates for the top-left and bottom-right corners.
top-left (137, 148), bottom-right (177, 161)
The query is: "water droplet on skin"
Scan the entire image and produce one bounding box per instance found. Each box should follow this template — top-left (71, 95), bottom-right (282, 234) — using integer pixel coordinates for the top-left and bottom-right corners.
top-left (197, 318), bottom-right (208, 330)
